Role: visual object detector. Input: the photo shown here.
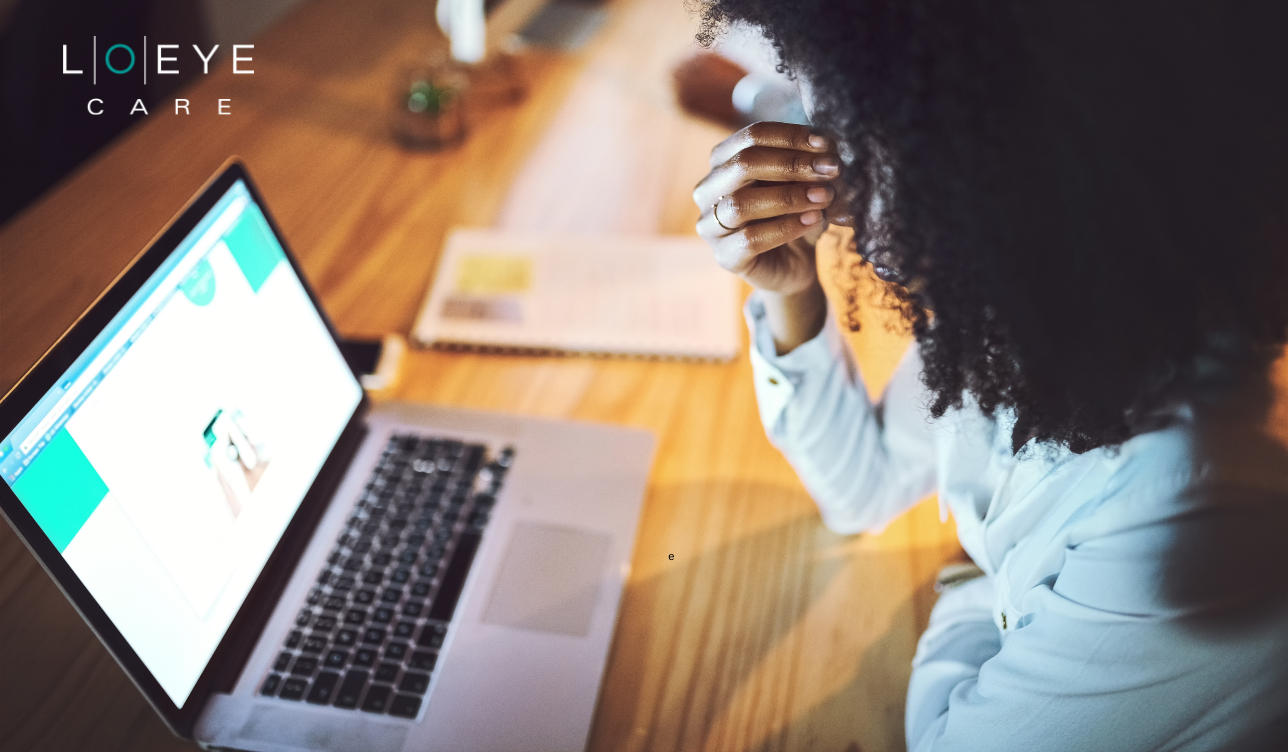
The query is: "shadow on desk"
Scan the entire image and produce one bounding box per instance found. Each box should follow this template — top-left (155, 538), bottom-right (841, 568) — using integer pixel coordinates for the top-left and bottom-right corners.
top-left (594, 479), bottom-right (949, 752)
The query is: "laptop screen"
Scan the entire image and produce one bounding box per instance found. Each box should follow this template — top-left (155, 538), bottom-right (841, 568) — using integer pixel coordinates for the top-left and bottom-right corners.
top-left (0, 179), bottom-right (362, 707)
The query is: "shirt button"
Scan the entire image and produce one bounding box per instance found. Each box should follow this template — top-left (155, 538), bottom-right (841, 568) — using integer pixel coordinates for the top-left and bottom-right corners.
top-left (768, 377), bottom-right (779, 385)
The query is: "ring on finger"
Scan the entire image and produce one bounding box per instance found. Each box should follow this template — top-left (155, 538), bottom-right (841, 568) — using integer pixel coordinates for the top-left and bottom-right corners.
top-left (712, 196), bottom-right (738, 232)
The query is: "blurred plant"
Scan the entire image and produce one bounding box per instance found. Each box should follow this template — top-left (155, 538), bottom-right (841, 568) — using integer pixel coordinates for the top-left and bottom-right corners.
top-left (406, 78), bottom-right (457, 115)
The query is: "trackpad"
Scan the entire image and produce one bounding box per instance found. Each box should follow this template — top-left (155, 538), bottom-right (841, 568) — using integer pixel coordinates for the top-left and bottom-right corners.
top-left (483, 523), bottom-right (611, 637)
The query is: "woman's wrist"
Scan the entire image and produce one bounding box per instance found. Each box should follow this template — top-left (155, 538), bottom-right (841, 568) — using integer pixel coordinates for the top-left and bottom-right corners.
top-left (761, 281), bottom-right (827, 356)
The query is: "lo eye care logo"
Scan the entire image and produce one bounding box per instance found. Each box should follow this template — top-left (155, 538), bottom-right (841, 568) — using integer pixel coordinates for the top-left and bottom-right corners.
top-left (62, 38), bottom-right (254, 115)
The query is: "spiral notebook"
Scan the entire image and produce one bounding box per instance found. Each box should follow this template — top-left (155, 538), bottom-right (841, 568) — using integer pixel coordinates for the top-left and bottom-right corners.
top-left (411, 229), bottom-right (742, 360)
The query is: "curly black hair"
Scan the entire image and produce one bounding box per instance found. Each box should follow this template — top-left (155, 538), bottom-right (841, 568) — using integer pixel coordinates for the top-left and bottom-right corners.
top-left (698, 0), bottom-right (1288, 453)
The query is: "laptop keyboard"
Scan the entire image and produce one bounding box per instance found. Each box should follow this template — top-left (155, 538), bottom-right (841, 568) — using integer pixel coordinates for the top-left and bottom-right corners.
top-left (257, 433), bottom-right (513, 719)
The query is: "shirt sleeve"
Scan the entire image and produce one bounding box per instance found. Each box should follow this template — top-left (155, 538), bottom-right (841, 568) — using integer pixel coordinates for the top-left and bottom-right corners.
top-left (745, 291), bottom-right (938, 534)
top-left (907, 510), bottom-right (1288, 752)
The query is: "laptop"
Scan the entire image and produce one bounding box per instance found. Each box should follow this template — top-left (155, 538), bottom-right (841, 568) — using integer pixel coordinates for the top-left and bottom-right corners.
top-left (0, 159), bottom-right (654, 752)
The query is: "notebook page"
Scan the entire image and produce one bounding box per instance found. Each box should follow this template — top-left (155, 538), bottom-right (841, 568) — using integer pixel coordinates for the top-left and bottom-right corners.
top-left (412, 230), bottom-right (741, 360)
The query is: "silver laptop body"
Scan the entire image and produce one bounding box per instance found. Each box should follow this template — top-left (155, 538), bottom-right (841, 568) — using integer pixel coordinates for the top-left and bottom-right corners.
top-left (0, 161), bottom-right (653, 752)
top-left (197, 401), bottom-right (652, 752)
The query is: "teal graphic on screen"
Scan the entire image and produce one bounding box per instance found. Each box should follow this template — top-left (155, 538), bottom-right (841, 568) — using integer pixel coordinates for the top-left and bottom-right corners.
top-left (11, 428), bottom-right (108, 551)
top-left (224, 204), bottom-right (284, 293)
top-left (0, 180), bottom-right (362, 707)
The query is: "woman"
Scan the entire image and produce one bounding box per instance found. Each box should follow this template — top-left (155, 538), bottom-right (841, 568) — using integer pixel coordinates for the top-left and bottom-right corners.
top-left (692, 1), bottom-right (1288, 750)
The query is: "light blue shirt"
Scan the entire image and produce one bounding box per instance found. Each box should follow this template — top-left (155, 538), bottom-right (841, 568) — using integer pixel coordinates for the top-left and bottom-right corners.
top-left (745, 292), bottom-right (1288, 751)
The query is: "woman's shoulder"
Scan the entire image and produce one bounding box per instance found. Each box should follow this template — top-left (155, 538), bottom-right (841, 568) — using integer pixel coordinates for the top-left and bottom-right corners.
top-left (1053, 404), bottom-right (1288, 622)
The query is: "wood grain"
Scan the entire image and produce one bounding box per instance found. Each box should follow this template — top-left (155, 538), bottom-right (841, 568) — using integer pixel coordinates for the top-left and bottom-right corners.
top-left (0, 0), bottom-right (961, 750)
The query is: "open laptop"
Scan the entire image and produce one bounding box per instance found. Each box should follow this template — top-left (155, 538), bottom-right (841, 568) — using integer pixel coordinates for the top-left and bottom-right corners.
top-left (0, 159), bottom-right (654, 752)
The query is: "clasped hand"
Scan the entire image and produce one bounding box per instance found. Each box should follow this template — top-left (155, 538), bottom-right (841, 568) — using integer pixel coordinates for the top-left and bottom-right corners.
top-left (693, 122), bottom-right (849, 295)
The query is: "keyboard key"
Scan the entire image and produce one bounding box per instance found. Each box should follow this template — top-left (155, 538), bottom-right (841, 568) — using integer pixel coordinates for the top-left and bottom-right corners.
top-left (391, 568), bottom-right (411, 583)
top-left (464, 444), bottom-right (484, 470)
top-left (402, 601), bottom-right (423, 617)
top-left (353, 648), bottom-right (377, 667)
top-left (296, 609), bottom-right (313, 627)
top-left (313, 616), bottom-right (337, 631)
top-left (335, 670), bottom-right (368, 709)
top-left (291, 655), bottom-right (318, 675)
top-left (362, 571), bottom-right (383, 585)
top-left (260, 673), bottom-right (283, 696)
top-left (325, 649), bottom-right (349, 668)
top-left (375, 662), bottom-right (400, 682)
top-left (429, 533), bottom-right (480, 622)
top-left (279, 677), bottom-right (308, 701)
top-left (306, 589), bottom-right (321, 606)
top-left (411, 581), bottom-right (431, 597)
top-left (355, 590), bottom-right (376, 605)
top-left (302, 636), bottom-right (327, 653)
top-left (336, 628), bottom-right (358, 646)
top-left (363, 627), bottom-right (387, 644)
top-left (385, 642), bottom-right (408, 661)
top-left (389, 694), bottom-right (423, 719)
top-left (373, 553), bottom-right (392, 567)
top-left (399, 671), bottom-right (430, 694)
top-left (345, 608), bottom-right (367, 624)
top-left (274, 652), bottom-right (292, 672)
top-left (406, 533), bottom-right (426, 547)
top-left (373, 607), bottom-right (394, 623)
top-left (323, 596), bottom-right (346, 611)
top-left (399, 551), bottom-right (419, 565)
top-left (393, 621), bottom-right (416, 639)
top-left (333, 576), bottom-right (355, 591)
top-left (307, 671), bottom-right (340, 704)
top-left (381, 588), bottom-right (402, 603)
top-left (361, 684), bottom-right (392, 713)
top-left (285, 631), bottom-right (303, 649)
top-left (408, 651), bottom-right (437, 671)
top-left (419, 563), bottom-right (439, 578)
top-left (417, 622), bottom-right (447, 649)
top-left (317, 569), bottom-right (333, 585)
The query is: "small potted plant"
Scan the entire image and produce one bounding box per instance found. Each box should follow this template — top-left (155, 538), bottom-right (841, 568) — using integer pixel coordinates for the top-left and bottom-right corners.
top-left (392, 64), bottom-right (467, 149)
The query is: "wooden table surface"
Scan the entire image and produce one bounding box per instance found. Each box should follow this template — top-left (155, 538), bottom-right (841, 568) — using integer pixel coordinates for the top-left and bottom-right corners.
top-left (0, 0), bottom-right (962, 749)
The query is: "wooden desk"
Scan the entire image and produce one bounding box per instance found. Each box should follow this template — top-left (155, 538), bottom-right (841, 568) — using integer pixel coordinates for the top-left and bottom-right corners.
top-left (0, 0), bottom-right (961, 749)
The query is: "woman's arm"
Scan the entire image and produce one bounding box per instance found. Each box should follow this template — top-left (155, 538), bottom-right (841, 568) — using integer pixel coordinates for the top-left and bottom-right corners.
top-left (758, 271), bottom-right (827, 355)
top-left (694, 121), bottom-right (940, 533)
top-left (746, 291), bottom-right (938, 533)
top-left (907, 460), bottom-right (1288, 751)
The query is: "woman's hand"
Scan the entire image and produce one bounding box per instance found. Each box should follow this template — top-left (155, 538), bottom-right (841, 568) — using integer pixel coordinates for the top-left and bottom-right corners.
top-left (694, 121), bottom-right (840, 352)
top-left (694, 121), bottom-right (840, 295)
